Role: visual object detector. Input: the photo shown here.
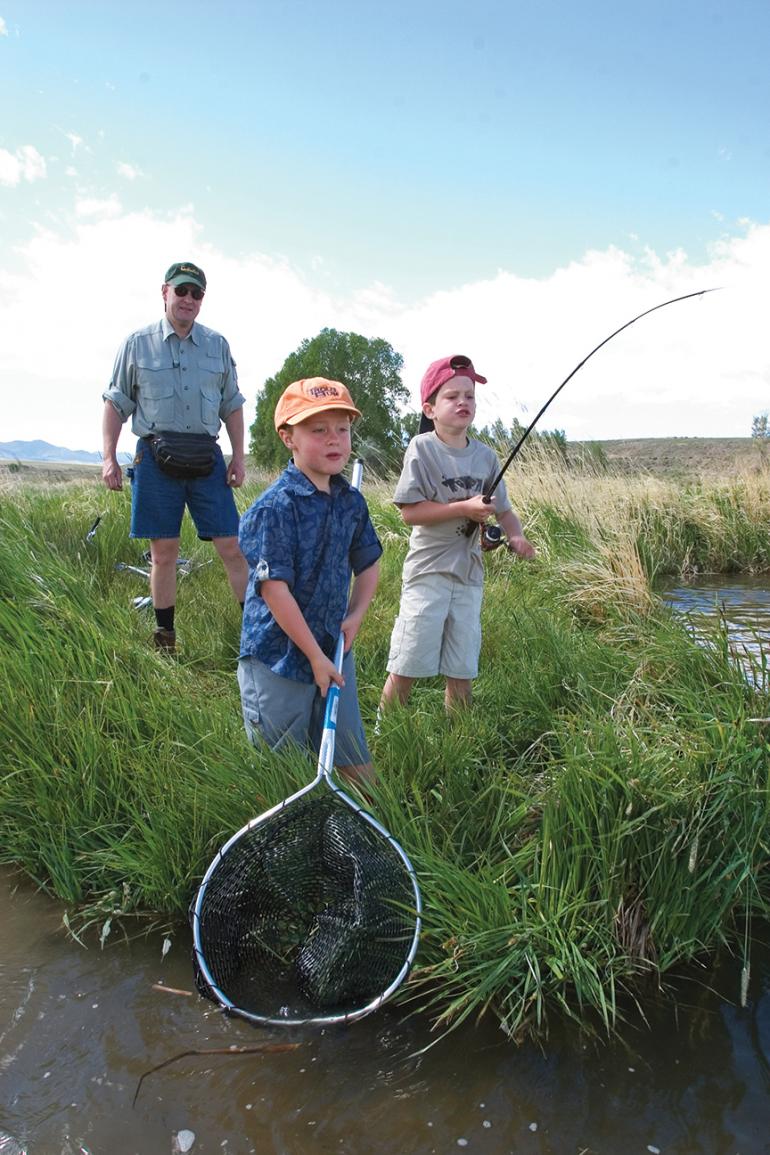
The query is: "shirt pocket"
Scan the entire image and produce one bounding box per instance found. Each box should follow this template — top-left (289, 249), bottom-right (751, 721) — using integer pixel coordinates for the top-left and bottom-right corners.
top-left (198, 356), bottom-right (224, 425)
top-left (136, 356), bottom-right (176, 428)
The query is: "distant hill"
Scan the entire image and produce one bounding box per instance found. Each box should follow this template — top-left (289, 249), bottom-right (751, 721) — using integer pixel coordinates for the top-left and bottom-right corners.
top-left (2, 436), bottom-right (767, 481)
top-left (582, 437), bottom-right (768, 476)
top-left (0, 439), bottom-right (131, 465)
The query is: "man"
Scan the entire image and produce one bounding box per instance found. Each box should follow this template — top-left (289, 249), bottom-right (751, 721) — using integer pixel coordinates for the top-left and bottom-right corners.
top-left (102, 260), bottom-right (249, 652)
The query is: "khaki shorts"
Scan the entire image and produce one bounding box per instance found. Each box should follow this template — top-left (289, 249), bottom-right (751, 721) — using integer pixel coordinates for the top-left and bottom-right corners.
top-left (386, 574), bottom-right (483, 680)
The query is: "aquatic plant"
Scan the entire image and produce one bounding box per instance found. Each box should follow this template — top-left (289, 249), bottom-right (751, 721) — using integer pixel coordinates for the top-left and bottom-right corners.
top-left (1, 460), bottom-right (769, 1043)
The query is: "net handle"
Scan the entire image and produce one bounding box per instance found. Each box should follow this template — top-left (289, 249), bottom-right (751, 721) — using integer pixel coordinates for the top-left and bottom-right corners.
top-left (317, 458), bottom-right (363, 780)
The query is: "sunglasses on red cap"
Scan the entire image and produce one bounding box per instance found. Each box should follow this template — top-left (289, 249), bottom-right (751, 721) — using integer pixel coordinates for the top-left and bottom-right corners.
top-left (173, 284), bottom-right (205, 301)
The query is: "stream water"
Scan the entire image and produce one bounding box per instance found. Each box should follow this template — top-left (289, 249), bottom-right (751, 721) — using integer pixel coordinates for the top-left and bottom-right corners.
top-left (2, 579), bottom-right (769, 1155)
top-left (661, 575), bottom-right (770, 688)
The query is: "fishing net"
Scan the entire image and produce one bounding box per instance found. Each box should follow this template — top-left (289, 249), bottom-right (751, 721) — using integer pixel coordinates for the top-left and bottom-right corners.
top-left (191, 789), bottom-right (420, 1024)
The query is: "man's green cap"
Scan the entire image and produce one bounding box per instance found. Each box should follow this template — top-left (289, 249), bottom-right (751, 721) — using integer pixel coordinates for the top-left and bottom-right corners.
top-left (164, 261), bottom-right (207, 291)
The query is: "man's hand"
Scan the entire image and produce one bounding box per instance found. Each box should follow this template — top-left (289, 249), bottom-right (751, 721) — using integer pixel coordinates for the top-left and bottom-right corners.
top-left (227, 456), bottom-right (246, 488)
top-left (102, 459), bottom-right (123, 491)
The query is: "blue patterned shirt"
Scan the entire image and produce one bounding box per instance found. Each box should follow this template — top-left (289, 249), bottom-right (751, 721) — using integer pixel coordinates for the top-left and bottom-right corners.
top-left (239, 462), bottom-right (382, 682)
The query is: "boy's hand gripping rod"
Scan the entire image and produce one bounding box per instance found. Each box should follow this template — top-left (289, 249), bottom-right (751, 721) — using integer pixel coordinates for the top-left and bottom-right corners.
top-left (465, 287), bottom-right (721, 545)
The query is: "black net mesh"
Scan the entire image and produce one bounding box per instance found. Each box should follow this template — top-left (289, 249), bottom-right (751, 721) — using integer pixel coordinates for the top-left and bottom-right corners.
top-left (191, 790), bottom-right (419, 1022)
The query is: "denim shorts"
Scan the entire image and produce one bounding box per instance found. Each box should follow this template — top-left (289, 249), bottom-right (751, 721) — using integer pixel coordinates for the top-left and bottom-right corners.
top-left (386, 573), bottom-right (483, 679)
top-left (129, 438), bottom-right (240, 541)
top-left (237, 650), bottom-right (371, 768)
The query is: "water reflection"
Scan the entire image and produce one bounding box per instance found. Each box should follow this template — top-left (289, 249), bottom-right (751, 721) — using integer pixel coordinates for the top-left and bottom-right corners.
top-left (662, 575), bottom-right (770, 689)
top-left (2, 869), bottom-right (770, 1154)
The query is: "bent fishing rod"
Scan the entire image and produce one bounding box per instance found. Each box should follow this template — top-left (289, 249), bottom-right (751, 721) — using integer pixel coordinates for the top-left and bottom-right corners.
top-left (466, 287), bottom-right (721, 543)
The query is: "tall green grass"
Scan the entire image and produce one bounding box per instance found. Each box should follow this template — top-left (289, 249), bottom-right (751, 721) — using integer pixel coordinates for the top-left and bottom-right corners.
top-left (1, 458), bottom-right (769, 1043)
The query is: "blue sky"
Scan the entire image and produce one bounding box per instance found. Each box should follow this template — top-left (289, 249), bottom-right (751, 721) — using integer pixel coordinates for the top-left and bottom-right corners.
top-left (1, 0), bottom-right (769, 450)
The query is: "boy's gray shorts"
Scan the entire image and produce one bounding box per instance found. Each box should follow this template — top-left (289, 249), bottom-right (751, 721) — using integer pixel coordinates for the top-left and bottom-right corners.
top-left (386, 573), bottom-right (483, 679)
top-left (237, 650), bottom-right (371, 767)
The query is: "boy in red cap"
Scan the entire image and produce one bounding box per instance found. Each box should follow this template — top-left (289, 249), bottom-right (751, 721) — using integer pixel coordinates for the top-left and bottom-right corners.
top-left (380, 354), bottom-right (535, 713)
top-left (238, 378), bottom-right (382, 786)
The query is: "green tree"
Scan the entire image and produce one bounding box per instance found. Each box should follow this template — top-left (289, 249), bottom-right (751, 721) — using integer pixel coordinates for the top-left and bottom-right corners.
top-left (249, 329), bottom-right (409, 472)
top-left (399, 411), bottom-right (422, 442)
top-left (751, 413), bottom-right (770, 439)
top-left (476, 417), bottom-right (567, 460)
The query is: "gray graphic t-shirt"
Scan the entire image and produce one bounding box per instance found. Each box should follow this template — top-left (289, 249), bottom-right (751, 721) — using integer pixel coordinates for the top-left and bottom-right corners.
top-left (393, 432), bottom-right (512, 587)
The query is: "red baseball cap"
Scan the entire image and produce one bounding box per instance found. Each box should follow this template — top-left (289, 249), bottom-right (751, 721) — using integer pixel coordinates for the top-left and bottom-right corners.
top-left (420, 354), bottom-right (487, 405)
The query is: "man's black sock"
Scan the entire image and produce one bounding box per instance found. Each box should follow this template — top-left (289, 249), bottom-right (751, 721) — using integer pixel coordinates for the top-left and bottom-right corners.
top-left (155, 606), bottom-right (175, 631)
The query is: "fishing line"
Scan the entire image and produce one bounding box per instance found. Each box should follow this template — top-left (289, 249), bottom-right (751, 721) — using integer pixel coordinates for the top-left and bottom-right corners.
top-left (466, 287), bottom-right (721, 541)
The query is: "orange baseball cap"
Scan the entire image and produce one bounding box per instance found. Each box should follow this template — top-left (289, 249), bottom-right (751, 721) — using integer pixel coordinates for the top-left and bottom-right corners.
top-left (274, 377), bottom-right (362, 430)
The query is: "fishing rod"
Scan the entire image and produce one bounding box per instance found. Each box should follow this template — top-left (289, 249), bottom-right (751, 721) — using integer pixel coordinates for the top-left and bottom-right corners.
top-left (466, 287), bottom-right (721, 545)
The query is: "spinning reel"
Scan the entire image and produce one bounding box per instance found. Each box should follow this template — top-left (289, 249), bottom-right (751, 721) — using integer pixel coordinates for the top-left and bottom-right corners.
top-left (480, 523), bottom-right (505, 552)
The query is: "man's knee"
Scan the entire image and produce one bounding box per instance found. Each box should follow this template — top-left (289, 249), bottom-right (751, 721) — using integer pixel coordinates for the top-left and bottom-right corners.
top-left (150, 538), bottom-right (180, 566)
top-left (212, 535), bottom-right (244, 562)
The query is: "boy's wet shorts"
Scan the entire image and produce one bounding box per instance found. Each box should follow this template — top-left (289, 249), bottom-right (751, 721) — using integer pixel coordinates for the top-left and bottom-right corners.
top-left (237, 650), bottom-right (371, 767)
top-left (386, 573), bottom-right (483, 680)
top-left (129, 438), bottom-right (240, 541)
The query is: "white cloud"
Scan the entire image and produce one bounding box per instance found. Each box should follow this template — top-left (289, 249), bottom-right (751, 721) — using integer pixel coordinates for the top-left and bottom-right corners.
top-left (1, 203), bottom-right (769, 449)
top-left (0, 16), bottom-right (7, 36)
top-left (64, 131), bottom-right (88, 154)
top-left (116, 162), bottom-right (144, 181)
top-left (74, 194), bottom-right (123, 219)
top-left (380, 235), bottom-right (770, 440)
top-left (0, 144), bottom-right (47, 187)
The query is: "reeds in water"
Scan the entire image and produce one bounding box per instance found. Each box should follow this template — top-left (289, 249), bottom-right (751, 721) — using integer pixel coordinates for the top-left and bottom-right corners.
top-left (1, 458), bottom-right (769, 1042)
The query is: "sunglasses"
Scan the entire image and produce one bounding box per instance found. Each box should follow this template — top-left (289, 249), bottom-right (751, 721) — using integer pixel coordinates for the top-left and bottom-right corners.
top-left (173, 284), bottom-right (205, 300)
top-left (450, 355), bottom-right (472, 370)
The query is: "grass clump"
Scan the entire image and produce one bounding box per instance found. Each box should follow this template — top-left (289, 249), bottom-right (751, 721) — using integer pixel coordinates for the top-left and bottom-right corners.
top-left (1, 459), bottom-right (770, 1044)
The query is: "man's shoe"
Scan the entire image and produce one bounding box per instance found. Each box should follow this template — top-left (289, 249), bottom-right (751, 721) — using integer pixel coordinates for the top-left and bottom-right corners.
top-left (153, 627), bottom-right (176, 653)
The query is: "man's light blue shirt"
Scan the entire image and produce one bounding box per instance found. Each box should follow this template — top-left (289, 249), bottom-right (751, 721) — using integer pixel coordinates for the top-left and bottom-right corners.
top-left (102, 317), bottom-right (244, 437)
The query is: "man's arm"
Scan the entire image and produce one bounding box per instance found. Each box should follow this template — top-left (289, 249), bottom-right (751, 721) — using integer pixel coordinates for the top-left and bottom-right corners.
top-left (223, 406), bottom-right (246, 488)
top-left (101, 401), bottom-right (125, 491)
top-left (260, 579), bottom-right (343, 697)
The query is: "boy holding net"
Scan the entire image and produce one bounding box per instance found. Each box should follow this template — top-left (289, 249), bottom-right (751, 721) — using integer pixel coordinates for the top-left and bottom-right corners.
top-left (238, 378), bottom-right (381, 786)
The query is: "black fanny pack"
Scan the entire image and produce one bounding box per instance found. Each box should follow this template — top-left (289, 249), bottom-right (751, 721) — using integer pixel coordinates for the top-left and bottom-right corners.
top-left (151, 431), bottom-right (217, 479)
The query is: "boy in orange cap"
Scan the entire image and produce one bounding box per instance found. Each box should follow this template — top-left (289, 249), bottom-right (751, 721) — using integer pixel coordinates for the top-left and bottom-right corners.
top-left (238, 378), bottom-right (382, 786)
top-left (380, 354), bottom-right (535, 714)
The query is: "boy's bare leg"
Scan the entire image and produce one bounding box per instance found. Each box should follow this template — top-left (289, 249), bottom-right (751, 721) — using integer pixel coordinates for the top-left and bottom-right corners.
top-left (445, 677), bottom-right (472, 711)
top-left (380, 672), bottom-right (415, 709)
top-left (337, 761), bottom-right (375, 791)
